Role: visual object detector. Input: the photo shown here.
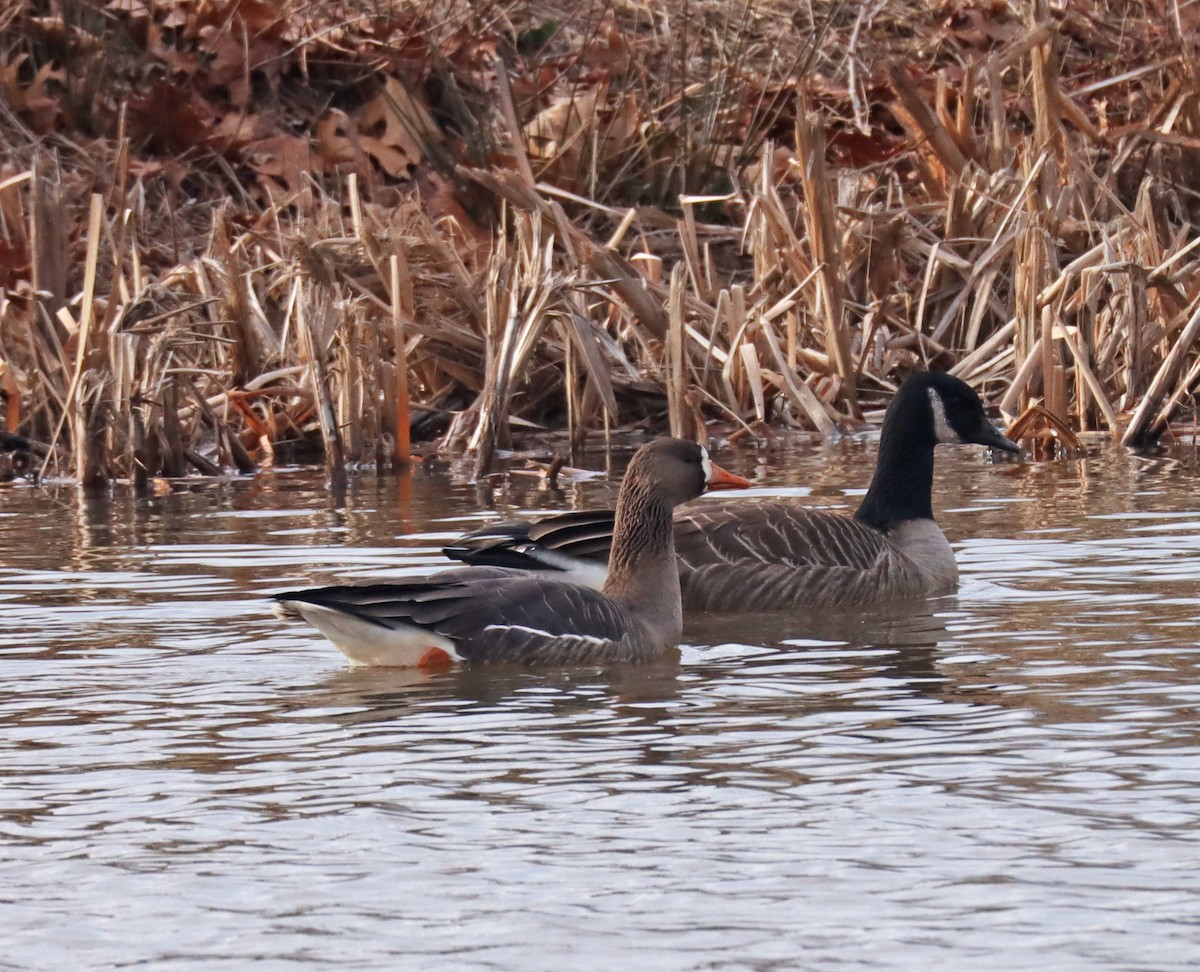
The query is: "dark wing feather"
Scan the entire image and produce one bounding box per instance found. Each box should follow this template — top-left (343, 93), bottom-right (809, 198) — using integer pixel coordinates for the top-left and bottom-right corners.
top-left (277, 568), bottom-right (652, 664)
top-left (440, 530), bottom-right (541, 572)
top-left (526, 510), bottom-right (619, 560)
top-left (441, 501), bottom-right (933, 611)
top-left (277, 567), bottom-right (513, 627)
top-left (443, 511), bottom-right (617, 569)
top-left (675, 503), bottom-right (886, 570)
top-left (673, 502), bottom-right (918, 611)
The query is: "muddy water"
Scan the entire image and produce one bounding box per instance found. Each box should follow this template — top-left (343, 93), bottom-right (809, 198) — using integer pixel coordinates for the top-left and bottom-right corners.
top-left (2, 436), bottom-right (1199, 970)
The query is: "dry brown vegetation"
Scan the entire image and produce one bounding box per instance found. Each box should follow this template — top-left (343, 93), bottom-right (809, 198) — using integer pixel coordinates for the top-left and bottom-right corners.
top-left (2, 0), bottom-right (1200, 484)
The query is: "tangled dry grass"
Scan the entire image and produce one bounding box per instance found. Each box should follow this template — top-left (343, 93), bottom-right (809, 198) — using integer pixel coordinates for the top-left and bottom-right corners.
top-left (2, 0), bottom-right (1200, 483)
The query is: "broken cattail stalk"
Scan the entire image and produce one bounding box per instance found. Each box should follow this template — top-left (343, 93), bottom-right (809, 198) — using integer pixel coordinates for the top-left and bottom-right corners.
top-left (1000, 337), bottom-right (1046, 419)
top-left (296, 296), bottom-right (345, 482)
top-left (1058, 325), bottom-right (1121, 432)
top-left (667, 263), bottom-right (688, 439)
top-left (794, 105), bottom-right (858, 414)
top-left (887, 62), bottom-right (969, 178)
top-left (40, 192), bottom-right (104, 482)
top-left (1122, 298), bottom-right (1200, 446)
top-left (390, 254), bottom-right (412, 465)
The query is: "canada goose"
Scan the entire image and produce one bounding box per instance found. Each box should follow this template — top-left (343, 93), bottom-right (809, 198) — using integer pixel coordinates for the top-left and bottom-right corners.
top-left (442, 372), bottom-right (1019, 611)
top-left (272, 438), bottom-right (750, 667)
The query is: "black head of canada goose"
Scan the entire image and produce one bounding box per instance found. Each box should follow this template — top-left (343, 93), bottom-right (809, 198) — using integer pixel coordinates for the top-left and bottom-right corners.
top-left (272, 438), bottom-right (751, 667)
top-left (442, 371), bottom-right (1020, 612)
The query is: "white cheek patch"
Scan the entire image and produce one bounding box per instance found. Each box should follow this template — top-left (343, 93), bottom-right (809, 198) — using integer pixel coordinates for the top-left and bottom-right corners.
top-left (700, 446), bottom-right (713, 484)
top-left (927, 388), bottom-right (960, 443)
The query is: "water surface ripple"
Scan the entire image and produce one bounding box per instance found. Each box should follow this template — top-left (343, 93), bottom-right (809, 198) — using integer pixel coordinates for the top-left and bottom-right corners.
top-left (2, 439), bottom-right (1199, 970)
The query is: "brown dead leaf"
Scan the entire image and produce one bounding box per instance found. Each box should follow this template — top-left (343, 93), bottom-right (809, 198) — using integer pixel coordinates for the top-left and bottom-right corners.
top-left (601, 92), bottom-right (639, 159)
top-left (149, 24), bottom-right (201, 76)
top-left (188, 0), bottom-right (289, 40)
top-left (107, 0), bottom-right (150, 14)
top-left (439, 27), bottom-right (499, 91)
top-left (228, 0), bottom-right (289, 36)
top-left (525, 83), bottom-right (604, 165)
top-left (199, 25), bottom-right (286, 105)
top-left (202, 27), bottom-right (249, 82)
top-left (415, 168), bottom-right (491, 252)
top-left (0, 241), bottom-right (31, 290)
top-left (353, 76), bottom-right (441, 180)
top-left (745, 144), bottom-right (797, 185)
top-left (244, 134), bottom-right (319, 194)
top-left (354, 137), bottom-right (408, 179)
top-left (127, 158), bottom-right (191, 190)
top-left (315, 113), bottom-right (358, 170)
top-left (828, 128), bottom-right (904, 167)
top-left (511, 65), bottom-right (561, 107)
top-left (208, 112), bottom-right (274, 150)
top-left (582, 17), bottom-right (632, 78)
top-left (521, 81), bottom-right (637, 178)
top-left (0, 57), bottom-right (65, 134)
top-left (160, 6), bottom-right (189, 29)
top-left (129, 81), bottom-right (220, 152)
top-left (937, 6), bottom-right (1024, 51)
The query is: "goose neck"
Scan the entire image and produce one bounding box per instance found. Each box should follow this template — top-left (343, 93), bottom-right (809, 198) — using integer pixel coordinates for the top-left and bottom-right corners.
top-left (601, 477), bottom-right (682, 637)
top-left (604, 477), bottom-right (677, 586)
top-left (854, 423), bottom-right (936, 530)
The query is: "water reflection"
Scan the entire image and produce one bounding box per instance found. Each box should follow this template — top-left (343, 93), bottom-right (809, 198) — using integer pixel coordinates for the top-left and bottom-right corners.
top-left (2, 438), bottom-right (1200, 969)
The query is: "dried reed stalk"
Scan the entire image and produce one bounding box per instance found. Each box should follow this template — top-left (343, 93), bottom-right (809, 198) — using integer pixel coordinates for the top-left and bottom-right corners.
top-left (1, 0), bottom-right (1198, 481)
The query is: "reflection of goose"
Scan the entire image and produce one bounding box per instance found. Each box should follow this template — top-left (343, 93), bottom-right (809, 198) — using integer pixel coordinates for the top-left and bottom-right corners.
top-left (271, 439), bottom-right (748, 667)
top-left (444, 372), bottom-right (1020, 611)
top-left (308, 656), bottom-right (691, 725)
top-left (0, 432), bottom-right (38, 481)
top-left (688, 597), bottom-right (952, 653)
top-left (0, 431), bottom-right (41, 454)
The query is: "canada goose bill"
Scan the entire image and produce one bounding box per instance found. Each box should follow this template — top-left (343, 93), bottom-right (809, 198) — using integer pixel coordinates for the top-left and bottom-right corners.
top-left (272, 438), bottom-right (750, 666)
top-left (442, 372), bottom-right (1019, 612)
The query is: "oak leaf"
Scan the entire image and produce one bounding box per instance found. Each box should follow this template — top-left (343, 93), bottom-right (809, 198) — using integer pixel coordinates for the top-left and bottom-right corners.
top-left (353, 76), bottom-right (441, 179)
top-left (243, 133), bottom-right (318, 194)
top-left (0, 57), bottom-right (65, 134)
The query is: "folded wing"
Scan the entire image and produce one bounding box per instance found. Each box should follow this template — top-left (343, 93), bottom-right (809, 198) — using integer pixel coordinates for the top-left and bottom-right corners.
top-left (275, 569), bottom-right (649, 666)
top-left (443, 501), bottom-right (931, 611)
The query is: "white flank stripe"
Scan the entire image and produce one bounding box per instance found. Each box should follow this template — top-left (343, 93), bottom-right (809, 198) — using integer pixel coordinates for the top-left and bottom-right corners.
top-left (483, 623), bottom-right (614, 647)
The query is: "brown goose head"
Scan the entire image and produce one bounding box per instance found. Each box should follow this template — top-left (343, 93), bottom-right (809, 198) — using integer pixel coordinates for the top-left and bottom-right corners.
top-left (620, 437), bottom-right (749, 508)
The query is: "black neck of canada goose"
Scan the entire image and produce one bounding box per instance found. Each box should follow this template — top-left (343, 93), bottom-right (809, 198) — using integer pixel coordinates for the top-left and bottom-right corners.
top-left (854, 406), bottom-right (937, 530)
top-left (854, 372), bottom-right (1014, 532)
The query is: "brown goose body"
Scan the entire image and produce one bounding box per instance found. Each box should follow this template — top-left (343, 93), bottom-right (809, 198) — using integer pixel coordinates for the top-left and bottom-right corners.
top-left (672, 503), bottom-right (957, 610)
top-left (272, 438), bottom-right (749, 667)
top-left (443, 372), bottom-right (1019, 612)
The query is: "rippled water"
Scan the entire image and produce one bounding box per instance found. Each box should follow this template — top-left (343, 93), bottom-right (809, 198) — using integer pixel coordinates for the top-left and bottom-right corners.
top-left (3, 436), bottom-right (1200, 970)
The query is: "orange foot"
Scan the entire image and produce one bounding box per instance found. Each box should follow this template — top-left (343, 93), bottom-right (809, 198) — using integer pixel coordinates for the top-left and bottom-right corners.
top-left (418, 646), bottom-right (455, 671)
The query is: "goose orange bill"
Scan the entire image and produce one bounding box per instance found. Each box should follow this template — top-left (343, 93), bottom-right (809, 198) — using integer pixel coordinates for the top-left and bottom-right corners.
top-left (706, 463), bottom-right (751, 490)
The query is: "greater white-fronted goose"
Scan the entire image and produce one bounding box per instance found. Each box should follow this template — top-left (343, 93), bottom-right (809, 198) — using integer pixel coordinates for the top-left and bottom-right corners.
top-left (272, 438), bottom-right (750, 667)
top-left (443, 372), bottom-right (1020, 611)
